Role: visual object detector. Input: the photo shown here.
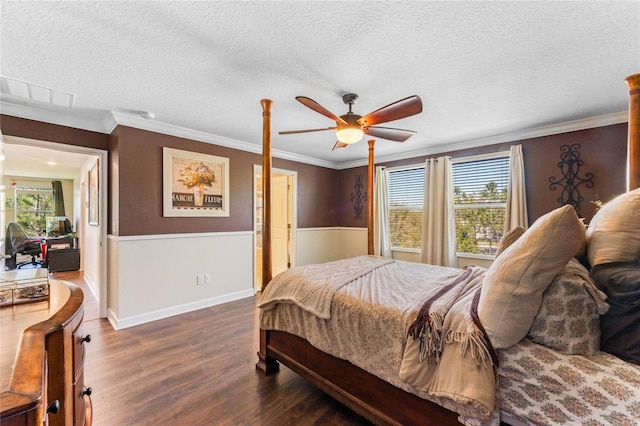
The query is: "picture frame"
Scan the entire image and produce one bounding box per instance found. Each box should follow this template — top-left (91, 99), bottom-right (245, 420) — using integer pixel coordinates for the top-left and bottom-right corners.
top-left (163, 147), bottom-right (230, 217)
top-left (88, 160), bottom-right (99, 226)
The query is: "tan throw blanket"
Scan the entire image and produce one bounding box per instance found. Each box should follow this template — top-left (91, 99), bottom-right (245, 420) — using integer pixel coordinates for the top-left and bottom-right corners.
top-left (258, 255), bottom-right (395, 319)
top-left (400, 265), bottom-right (497, 418)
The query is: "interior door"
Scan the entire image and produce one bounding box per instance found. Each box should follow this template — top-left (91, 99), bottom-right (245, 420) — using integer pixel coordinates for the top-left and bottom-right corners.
top-left (271, 174), bottom-right (289, 276)
top-left (254, 167), bottom-right (296, 292)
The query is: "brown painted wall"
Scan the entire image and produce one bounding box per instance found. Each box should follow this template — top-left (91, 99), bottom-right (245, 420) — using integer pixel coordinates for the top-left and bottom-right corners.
top-left (520, 125), bottom-right (627, 223)
top-left (111, 126), bottom-right (252, 235)
top-left (110, 126), bottom-right (341, 236)
top-left (339, 166), bottom-right (369, 228)
top-left (340, 123), bottom-right (628, 226)
top-left (1, 115), bottom-right (109, 150)
top-left (272, 158), bottom-right (340, 229)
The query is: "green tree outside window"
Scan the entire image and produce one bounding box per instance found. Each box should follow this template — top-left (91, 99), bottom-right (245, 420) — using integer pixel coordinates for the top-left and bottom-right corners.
top-left (454, 181), bottom-right (507, 255)
top-left (14, 191), bottom-right (54, 236)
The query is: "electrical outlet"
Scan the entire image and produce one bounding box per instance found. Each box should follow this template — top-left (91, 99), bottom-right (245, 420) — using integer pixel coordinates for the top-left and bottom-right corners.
top-left (197, 274), bottom-right (205, 285)
top-left (204, 274), bottom-right (211, 283)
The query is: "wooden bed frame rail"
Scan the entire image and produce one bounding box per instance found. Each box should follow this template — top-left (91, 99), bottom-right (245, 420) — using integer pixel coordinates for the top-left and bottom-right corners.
top-left (266, 331), bottom-right (459, 425)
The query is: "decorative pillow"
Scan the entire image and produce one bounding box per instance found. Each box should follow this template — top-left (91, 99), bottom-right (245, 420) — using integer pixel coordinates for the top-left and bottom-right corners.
top-left (479, 205), bottom-right (586, 349)
top-left (591, 262), bottom-right (640, 365)
top-left (495, 226), bottom-right (526, 258)
top-left (528, 258), bottom-right (608, 355)
top-left (586, 188), bottom-right (640, 267)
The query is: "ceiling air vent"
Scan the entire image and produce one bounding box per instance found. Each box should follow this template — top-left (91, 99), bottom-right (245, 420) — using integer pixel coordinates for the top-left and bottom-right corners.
top-left (0, 75), bottom-right (75, 108)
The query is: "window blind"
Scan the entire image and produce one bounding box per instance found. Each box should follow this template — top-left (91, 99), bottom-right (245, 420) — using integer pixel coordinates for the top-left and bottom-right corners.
top-left (388, 167), bottom-right (424, 249)
top-left (452, 156), bottom-right (509, 204)
top-left (452, 154), bottom-right (510, 255)
top-left (388, 167), bottom-right (424, 207)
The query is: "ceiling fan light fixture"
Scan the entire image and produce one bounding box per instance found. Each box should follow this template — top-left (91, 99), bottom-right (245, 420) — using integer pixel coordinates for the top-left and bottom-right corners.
top-left (281, 93), bottom-right (422, 149)
top-left (336, 125), bottom-right (364, 144)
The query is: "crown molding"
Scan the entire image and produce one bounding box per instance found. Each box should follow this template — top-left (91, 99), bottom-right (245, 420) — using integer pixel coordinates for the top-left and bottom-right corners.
top-left (1, 101), bottom-right (338, 168)
top-left (2, 100), bottom-right (628, 171)
top-left (102, 111), bottom-right (119, 133)
top-left (107, 111), bottom-right (337, 169)
top-left (336, 110), bottom-right (629, 169)
top-left (0, 101), bottom-right (109, 134)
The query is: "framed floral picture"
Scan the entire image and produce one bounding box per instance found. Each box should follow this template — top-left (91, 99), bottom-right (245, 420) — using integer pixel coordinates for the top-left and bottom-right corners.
top-left (162, 147), bottom-right (230, 217)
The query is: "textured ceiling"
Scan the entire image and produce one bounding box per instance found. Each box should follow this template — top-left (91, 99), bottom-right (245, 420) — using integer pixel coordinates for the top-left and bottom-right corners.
top-left (1, 1), bottom-right (639, 168)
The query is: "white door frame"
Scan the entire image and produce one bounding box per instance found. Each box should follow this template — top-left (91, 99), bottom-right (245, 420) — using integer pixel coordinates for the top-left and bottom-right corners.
top-left (4, 136), bottom-right (108, 318)
top-left (253, 165), bottom-right (297, 292)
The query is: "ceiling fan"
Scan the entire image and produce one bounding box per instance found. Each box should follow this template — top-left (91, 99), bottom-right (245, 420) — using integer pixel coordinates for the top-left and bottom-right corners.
top-left (279, 93), bottom-right (423, 151)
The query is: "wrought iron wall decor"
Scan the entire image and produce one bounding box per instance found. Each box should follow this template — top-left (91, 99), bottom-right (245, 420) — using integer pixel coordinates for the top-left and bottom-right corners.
top-left (548, 144), bottom-right (594, 214)
top-left (350, 174), bottom-right (367, 219)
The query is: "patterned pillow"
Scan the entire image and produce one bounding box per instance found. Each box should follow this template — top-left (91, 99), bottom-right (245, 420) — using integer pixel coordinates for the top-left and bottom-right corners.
top-left (528, 258), bottom-right (609, 355)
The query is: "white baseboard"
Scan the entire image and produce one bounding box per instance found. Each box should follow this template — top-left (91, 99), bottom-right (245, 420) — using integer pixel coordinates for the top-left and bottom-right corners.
top-left (82, 274), bottom-right (100, 301)
top-left (107, 289), bottom-right (255, 330)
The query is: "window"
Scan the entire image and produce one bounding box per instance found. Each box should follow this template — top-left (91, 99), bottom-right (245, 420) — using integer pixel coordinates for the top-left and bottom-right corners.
top-left (388, 167), bottom-right (424, 250)
top-left (452, 153), bottom-right (509, 256)
top-left (386, 152), bottom-right (511, 256)
top-left (14, 187), bottom-right (54, 236)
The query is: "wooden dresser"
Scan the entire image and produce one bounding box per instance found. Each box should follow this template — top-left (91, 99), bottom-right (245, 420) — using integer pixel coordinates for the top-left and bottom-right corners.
top-left (0, 280), bottom-right (92, 425)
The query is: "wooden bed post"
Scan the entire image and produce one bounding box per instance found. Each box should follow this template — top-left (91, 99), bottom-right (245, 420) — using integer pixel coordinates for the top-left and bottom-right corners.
top-left (261, 99), bottom-right (273, 288)
top-left (626, 73), bottom-right (640, 191)
top-left (257, 98), bottom-right (279, 375)
top-left (367, 140), bottom-right (375, 255)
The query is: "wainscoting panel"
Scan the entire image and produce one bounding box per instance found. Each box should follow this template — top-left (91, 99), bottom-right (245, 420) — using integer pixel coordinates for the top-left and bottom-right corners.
top-left (295, 227), bottom-right (367, 266)
top-left (107, 232), bottom-right (254, 329)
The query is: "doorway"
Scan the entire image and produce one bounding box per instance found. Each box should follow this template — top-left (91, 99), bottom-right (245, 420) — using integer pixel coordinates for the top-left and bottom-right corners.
top-left (3, 136), bottom-right (108, 318)
top-left (254, 166), bottom-right (296, 292)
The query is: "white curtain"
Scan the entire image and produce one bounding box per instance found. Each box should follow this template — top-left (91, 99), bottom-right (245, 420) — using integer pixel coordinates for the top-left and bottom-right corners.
top-left (420, 156), bottom-right (456, 266)
top-left (505, 144), bottom-right (528, 232)
top-left (374, 166), bottom-right (392, 258)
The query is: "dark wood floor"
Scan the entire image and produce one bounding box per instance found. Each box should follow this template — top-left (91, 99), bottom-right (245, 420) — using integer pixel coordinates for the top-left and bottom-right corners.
top-left (76, 288), bottom-right (371, 425)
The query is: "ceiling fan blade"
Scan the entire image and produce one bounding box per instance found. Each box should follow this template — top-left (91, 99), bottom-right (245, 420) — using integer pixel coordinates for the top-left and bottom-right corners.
top-left (358, 95), bottom-right (422, 127)
top-left (279, 126), bottom-right (336, 135)
top-left (332, 141), bottom-right (349, 151)
top-left (296, 96), bottom-right (347, 124)
top-left (364, 126), bottom-right (417, 142)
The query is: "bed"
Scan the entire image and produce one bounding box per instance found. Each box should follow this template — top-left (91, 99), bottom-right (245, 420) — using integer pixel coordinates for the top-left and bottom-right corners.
top-left (255, 73), bottom-right (640, 426)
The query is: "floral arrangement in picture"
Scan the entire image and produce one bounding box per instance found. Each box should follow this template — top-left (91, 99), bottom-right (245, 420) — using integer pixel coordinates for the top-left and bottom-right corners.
top-left (178, 161), bottom-right (217, 206)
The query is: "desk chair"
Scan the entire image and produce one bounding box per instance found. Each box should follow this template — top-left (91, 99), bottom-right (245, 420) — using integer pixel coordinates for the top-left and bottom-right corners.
top-left (4, 223), bottom-right (44, 269)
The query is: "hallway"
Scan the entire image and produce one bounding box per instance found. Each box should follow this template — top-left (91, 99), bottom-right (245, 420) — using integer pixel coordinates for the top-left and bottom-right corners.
top-left (51, 270), bottom-right (100, 321)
